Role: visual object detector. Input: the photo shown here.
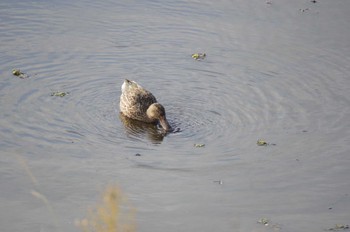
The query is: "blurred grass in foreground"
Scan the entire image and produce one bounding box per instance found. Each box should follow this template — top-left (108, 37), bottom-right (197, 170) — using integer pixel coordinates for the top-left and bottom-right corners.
top-left (77, 186), bottom-right (136, 232)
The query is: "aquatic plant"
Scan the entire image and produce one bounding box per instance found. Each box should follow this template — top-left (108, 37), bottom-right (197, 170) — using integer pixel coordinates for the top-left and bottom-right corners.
top-left (12, 69), bottom-right (29, 78)
top-left (191, 53), bottom-right (206, 60)
top-left (77, 186), bottom-right (136, 232)
top-left (51, 91), bottom-right (69, 97)
top-left (194, 143), bottom-right (205, 148)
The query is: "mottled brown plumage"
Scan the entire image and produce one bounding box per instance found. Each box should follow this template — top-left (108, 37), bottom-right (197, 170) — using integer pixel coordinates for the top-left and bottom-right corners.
top-left (120, 79), bottom-right (172, 131)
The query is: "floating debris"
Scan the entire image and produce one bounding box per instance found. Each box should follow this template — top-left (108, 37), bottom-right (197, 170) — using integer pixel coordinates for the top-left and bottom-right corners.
top-left (257, 218), bottom-right (281, 230)
top-left (12, 69), bottom-right (22, 76)
top-left (51, 91), bottom-right (69, 97)
top-left (257, 139), bottom-right (268, 146)
top-left (257, 218), bottom-right (270, 226)
top-left (257, 139), bottom-right (276, 146)
top-left (135, 153), bottom-right (141, 156)
top-left (299, 8), bottom-right (309, 12)
top-left (328, 224), bottom-right (349, 231)
top-left (213, 180), bottom-right (223, 185)
top-left (194, 143), bottom-right (205, 148)
top-left (12, 69), bottom-right (29, 78)
top-left (192, 53), bottom-right (206, 60)
top-left (266, 1), bottom-right (272, 4)
top-left (311, 0), bottom-right (317, 3)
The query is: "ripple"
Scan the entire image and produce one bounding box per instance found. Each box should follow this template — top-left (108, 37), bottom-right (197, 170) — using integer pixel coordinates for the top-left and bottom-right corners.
top-left (155, 38), bottom-right (350, 156)
top-left (1, 0), bottom-right (349, 160)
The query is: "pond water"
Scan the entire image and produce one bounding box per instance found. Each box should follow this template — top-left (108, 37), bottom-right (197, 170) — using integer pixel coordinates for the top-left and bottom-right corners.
top-left (1, 0), bottom-right (350, 231)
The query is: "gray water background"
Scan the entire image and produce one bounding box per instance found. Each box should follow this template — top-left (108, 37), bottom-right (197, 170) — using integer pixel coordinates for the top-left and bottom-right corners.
top-left (1, 0), bottom-right (350, 231)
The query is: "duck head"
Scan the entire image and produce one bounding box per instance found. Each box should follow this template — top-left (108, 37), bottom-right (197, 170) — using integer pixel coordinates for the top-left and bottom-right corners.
top-left (146, 103), bottom-right (172, 132)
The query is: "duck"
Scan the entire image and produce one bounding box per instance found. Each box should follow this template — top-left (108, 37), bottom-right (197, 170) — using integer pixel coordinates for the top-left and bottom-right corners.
top-left (120, 79), bottom-right (172, 132)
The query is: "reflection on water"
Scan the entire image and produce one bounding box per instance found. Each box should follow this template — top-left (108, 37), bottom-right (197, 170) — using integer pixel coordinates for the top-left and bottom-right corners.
top-left (119, 113), bottom-right (165, 144)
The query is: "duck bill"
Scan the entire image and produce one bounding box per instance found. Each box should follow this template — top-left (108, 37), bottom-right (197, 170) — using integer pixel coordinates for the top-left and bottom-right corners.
top-left (159, 116), bottom-right (172, 132)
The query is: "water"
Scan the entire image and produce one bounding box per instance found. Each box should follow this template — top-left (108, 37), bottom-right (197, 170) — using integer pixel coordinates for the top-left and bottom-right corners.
top-left (1, 0), bottom-right (350, 231)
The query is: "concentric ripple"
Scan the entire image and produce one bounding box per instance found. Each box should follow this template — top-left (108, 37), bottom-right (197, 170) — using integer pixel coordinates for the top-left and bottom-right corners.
top-left (1, 0), bottom-right (349, 159)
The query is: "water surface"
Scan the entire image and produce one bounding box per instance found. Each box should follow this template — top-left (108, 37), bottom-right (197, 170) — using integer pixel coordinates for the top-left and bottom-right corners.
top-left (1, 0), bottom-right (350, 231)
